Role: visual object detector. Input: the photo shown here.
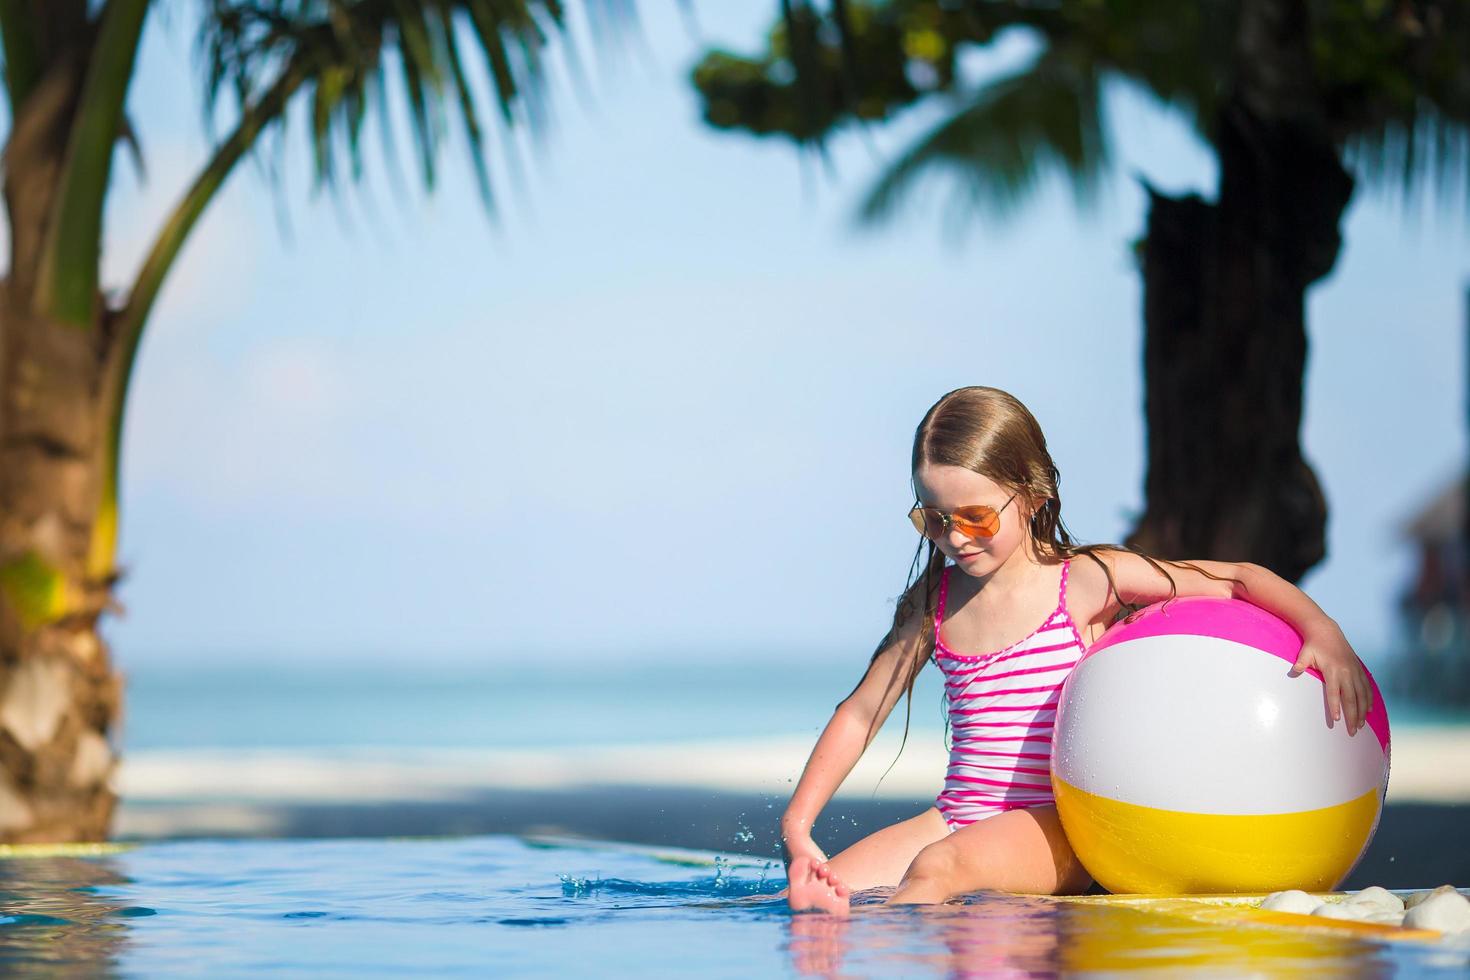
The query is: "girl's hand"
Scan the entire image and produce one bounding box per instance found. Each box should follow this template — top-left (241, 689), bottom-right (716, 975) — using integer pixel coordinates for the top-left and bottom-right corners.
top-left (1289, 624), bottom-right (1374, 736)
top-left (780, 829), bottom-right (829, 872)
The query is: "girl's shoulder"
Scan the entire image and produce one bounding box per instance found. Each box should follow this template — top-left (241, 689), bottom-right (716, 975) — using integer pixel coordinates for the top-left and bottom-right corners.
top-left (1063, 547), bottom-right (1211, 625)
top-left (1061, 548), bottom-right (1130, 626)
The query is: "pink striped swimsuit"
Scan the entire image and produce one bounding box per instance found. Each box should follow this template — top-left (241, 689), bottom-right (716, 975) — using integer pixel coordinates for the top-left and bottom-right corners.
top-left (932, 559), bottom-right (1087, 832)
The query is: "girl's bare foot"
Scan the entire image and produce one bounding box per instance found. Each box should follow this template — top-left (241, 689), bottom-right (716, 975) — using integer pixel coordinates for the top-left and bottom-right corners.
top-left (787, 856), bottom-right (851, 916)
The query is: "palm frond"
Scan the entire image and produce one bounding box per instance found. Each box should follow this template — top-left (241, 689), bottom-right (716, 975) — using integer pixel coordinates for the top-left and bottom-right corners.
top-left (1316, 0), bottom-right (1470, 214)
top-left (194, 0), bottom-right (623, 210)
top-left (859, 50), bottom-right (1110, 227)
top-left (1346, 100), bottom-right (1470, 212)
top-left (437, 5), bottom-right (493, 206)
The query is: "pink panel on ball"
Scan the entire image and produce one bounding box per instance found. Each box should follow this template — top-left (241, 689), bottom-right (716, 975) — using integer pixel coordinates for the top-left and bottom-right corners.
top-left (1363, 669), bottom-right (1391, 756)
top-left (1086, 597), bottom-right (1302, 661)
top-left (1083, 596), bottom-right (1390, 755)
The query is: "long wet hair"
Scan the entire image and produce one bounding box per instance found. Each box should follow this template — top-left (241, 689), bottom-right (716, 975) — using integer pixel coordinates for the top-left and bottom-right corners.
top-left (858, 386), bottom-right (1232, 761)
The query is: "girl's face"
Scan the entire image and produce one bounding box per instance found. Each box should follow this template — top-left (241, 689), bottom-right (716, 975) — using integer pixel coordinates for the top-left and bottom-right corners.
top-left (912, 463), bottom-right (1035, 578)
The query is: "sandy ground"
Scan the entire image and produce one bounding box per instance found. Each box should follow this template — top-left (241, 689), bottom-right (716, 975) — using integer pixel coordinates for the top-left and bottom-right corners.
top-left (113, 725), bottom-right (1470, 808)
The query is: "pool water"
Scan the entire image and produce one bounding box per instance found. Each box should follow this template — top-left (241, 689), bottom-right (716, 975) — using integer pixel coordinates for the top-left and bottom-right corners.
top-left (1, 835), bottom-right (1466, 977)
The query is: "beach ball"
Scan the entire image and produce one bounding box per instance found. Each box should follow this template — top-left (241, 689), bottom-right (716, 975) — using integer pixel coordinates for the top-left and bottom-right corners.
top-left (1051, 597), bottom-right (1390, 895)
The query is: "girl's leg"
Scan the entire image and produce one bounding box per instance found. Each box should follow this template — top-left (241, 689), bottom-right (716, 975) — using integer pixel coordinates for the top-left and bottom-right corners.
top-left (785, 807), bottom-right (951, 912)
top-left (885, 805), bottom-right (1090, 904)
top-left (824, 806), bottom-right (952, 891)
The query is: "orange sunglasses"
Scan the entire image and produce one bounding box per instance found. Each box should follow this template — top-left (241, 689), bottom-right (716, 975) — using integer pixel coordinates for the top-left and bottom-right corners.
top-left (908, 494), bottom-right (1018, 540)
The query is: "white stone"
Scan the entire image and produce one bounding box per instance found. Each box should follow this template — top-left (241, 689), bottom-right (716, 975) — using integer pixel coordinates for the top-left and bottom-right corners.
top-left (1403, 891), bottom-right (1470, 934)
top-left (1313, 902), bottom-right (1372, 920)
top-left (1346, 885), bottom-right (1405, 913)
top-left (1405, 885), bottom-right (1461, 910)
top-left (1261, 890), bottom-right (1318, 914)
top-left (0, 658), bottom-right (71, 751)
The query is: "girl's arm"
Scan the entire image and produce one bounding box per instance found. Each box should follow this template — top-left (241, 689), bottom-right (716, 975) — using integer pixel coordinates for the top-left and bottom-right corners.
top-left (1088, 552), bottom-right (1374, 737)
top-left (780, 610), bottom-right (926, 867)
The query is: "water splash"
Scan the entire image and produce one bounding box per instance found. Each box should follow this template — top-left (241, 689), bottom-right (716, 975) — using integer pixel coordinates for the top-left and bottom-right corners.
top-left (712, 856), bottom-right (730, 891)
top-left (558, 862), bottom-right (783, 901)
top-left (558, 873), bottom-right (601, 897)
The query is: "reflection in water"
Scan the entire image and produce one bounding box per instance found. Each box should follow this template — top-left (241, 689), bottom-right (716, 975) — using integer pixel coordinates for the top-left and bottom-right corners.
top-left (784, 891), bottom-right (1408, 978)
top-left (787, 912), bottom-right (853, 977)
top-left (934, 896), bottom-right (1061, 977)
top-left (0, 855), bottom-right (138, 975)
top-left (786, 893), bottom-right (1062, 978)
top-left (1055, 903), bottom-right (1394, 977)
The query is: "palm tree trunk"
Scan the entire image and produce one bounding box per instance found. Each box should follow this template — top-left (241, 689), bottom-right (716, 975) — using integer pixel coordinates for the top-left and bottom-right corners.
top-left (0, 293), bottom-right (122, 841)
top-left (1125, 0), bottom-right (1353, 583)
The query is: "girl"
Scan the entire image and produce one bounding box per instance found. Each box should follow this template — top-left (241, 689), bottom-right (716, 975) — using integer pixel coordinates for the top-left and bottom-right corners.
top-left (782, 386), bottom-right (1374, 915)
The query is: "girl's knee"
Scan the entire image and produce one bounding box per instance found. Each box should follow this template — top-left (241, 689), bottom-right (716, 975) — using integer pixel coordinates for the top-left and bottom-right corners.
top-left (903, 837), bottom-right (971, 886)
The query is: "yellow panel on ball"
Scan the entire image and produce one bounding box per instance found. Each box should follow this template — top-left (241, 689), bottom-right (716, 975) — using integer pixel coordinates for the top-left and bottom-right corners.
top-left (1053, 780), bottom-right (1383, 894)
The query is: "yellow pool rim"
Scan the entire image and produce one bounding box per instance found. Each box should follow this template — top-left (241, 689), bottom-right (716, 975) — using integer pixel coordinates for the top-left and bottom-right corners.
top-left (0, 842), bottom-right (135, 859)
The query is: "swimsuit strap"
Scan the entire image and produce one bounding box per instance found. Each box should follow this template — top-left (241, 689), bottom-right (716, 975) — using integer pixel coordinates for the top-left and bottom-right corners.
top-left (937, 559), bottom-right (1071, 641)
top-left (934, 566), bottom-right (952, 635)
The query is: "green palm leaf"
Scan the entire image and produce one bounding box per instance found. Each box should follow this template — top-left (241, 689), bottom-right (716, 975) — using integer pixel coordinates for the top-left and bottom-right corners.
top-left (196, 0), bottom-right (601, 206)
top-left (1310, 0), bottom-right (1470, 210)
top-left (859, 50), bottom-right (1110, 227)
top-left (1348, 103), bottom-right (1470, 207)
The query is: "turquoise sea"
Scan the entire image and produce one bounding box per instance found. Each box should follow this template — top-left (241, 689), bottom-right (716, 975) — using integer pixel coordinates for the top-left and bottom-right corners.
top-left (117, 659), bottom-right (1470, 752)
top-left (116, 660), bottom-right (954, 751)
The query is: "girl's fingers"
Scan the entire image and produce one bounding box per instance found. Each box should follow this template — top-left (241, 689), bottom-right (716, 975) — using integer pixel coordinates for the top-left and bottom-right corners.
top-left (1295, 648), bottom-right (1376, 733)
top-left (1339, 676), bottom-right (1359, 735)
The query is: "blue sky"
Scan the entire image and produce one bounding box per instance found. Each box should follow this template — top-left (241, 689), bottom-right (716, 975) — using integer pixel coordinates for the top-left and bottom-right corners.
top-left (74, 3), bottom-right (1470, 667)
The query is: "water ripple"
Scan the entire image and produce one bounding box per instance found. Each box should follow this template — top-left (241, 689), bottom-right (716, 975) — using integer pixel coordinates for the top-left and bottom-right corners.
top-left (0, 835), bottom-right (1460, 977)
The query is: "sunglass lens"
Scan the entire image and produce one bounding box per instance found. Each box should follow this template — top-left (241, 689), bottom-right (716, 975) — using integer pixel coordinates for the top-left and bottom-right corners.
top-left (954, 506), bottom-right (1000, 538)
top-left (909, 507), bottom-right (944, 538)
